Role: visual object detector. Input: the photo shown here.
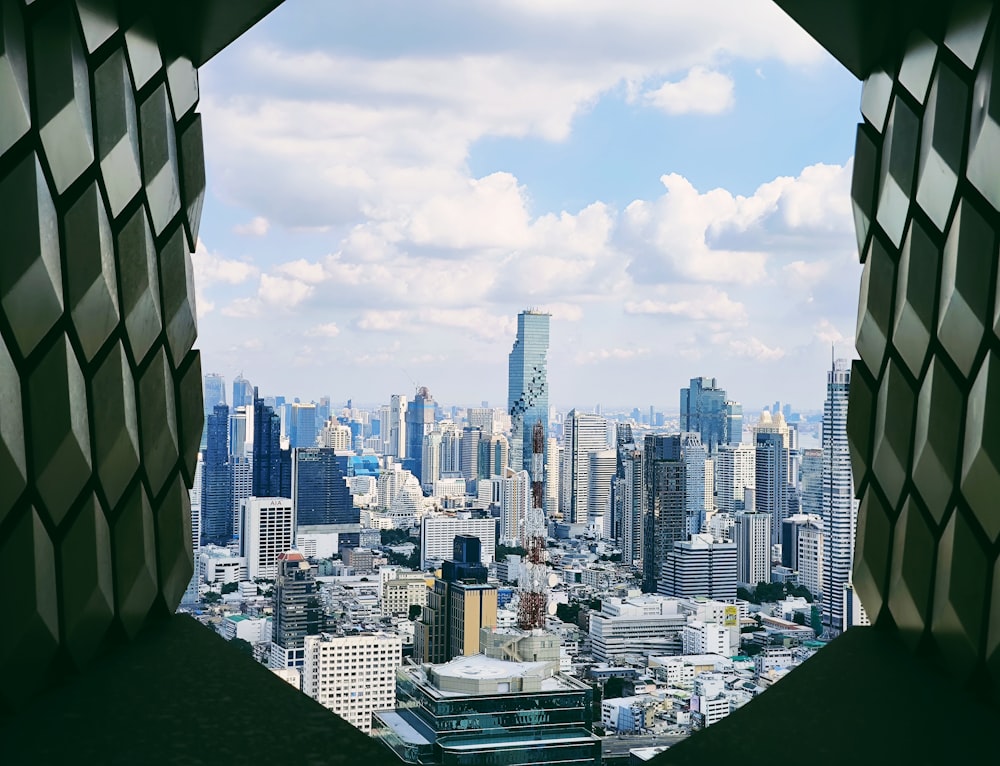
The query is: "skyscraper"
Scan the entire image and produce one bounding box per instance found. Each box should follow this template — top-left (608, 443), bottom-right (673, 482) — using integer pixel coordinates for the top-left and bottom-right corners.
top-left (292, 448), bottom-right (355, 528)
top-left (642, 434), bottom-right (687, 591)
top-left (613, 427), bottom-right (643, 567)
top-left (680, 377), bottom-right (741, 454)
top-left (588, 449), bottom-right (617, 538)
top-left (270, 550), bottom-right (322, 670)
top-left (252, 388), bottom-right (283, 498)
top-left (715, 443), bottom-right (756, 514)
top-left (201, 403), bottom-right (232, 545)
top-left (800, 448), bottom-right (823, 517)
top-left (508, 310), bottom-right (550, 476)
top-left (823, 358), bottom-right (858, 632)
top-left (387, 394), bottom-right (407, 459)
top-left (404, 387), bottom-right (434, 483)
top-left (287, 402), bottom-right (318, 449)
top-left (559, 410), bottom-right (608, 525)
top-left (232, 374), bottom-right (254, 409)
top-left (734, 511), bottom-right (771, 588)
top-left (753, 410), bottom-right (792, 547)
top-left (203, 373), bottom-right (226, 411)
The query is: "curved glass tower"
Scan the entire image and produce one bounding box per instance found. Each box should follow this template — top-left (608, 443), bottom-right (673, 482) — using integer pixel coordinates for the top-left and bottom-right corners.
top-left (507, 310), bottom-right (550, 478)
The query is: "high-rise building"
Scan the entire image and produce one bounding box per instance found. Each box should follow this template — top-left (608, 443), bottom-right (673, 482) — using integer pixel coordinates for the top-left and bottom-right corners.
top-left (734, 511), bottom-right (771, 588)
top-left (404, 387), bottom-right (434, 483)
top-left (252, 388), bottom-right (284, 498)
top-left (414, 536), bottom-right (497, 663)
top-left (800, 448), bottom-right (823, 517)
top-left (466, 406), bottom-right (495, 435)
top-left (292, 448), bottom-right (355, 528)
top-left (544, 437), bottom-right (560, 516)
top-left (642, 434), bottom-right (687, 591)
top-left (796, 520), bottom-right (825, 599)
top-left (287, 403), bottom-right (318, 449)
top-left (679, 432), bottom-right (710, 536)
top-left (588, 449), bottom-right (617, 538)
top-left (271, 551), bottom-right (322, 670)
top-left (241, 496), bottom-right (295, 581)
top-left (613, 434), bottom-right (643, 568)
top-left (201, 404), bottom-right (232, 546)
top-left (680, 377), bottom-right (741, 454)
top-left (498, 468), bottom-right (530, 546)
top-left (229, 406), bottom-right (249, 460)
top-left (421, 430), bottom-right (443, 493)
top-left (203, 373), bottom-right (226, 411)
top-left (303, 632), bottom-right (402, 734)
top-left (715, 443), bottom-right (755, 515)
top-left (459, 426), bottom-right (481, 484)
top-left (823, 358), bottom-right (858, 632)
top-left (232, 374), bottom-right (254, 409)
top-left (753, 411), bottom-right (792, 547)
top-left (478, 433), bottom-right (509, 480)
top-left (508, 310), bottom-right (550, 476)
top-left (559, 410), bottom-right (608, 525)
top-left (231, 457), bottom-right (252, 540)
top-left (658, 533), bottom-right (737, 600)
top-left (387, 394), bottom-right (407, 459)
top-left (420, 516), bottom-right (496, 569)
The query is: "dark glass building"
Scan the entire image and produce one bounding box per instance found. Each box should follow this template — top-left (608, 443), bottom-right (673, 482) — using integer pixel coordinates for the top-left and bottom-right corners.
top-left (201, 404), bottom-right (232, 545)
top-left (404, 386), bottom-right (435, 482)
top-left (291, 447), bottom-right (355, 527)
top-left (252, 388), bottom-right (283, 498)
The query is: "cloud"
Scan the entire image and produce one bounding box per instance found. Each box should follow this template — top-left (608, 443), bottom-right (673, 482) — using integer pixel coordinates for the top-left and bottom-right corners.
top-left (191, 240), bottom-right (258, 285)
top-left (575, 347), bottom-right (650, 364)
top-left (306, 322), bottom-right (341, 338)
top-left (727, 336), bottom-right (786, 361)
top-left (233, 216), bottom-right (270, 236)
top-left (623, 287), bottom-right (747, 323)
top-left (642, 67), bottom-right (735, 115)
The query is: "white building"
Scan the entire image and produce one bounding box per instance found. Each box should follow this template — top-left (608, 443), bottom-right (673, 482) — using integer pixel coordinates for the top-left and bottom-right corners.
top-left (241, 496), bottom-right (295, 580)
top-left (681, 621), bottom-right (732, 656)
top-left (588, 596), bottom-right (687, 662)
top-left (587, 449), bottom-right (616, 538)
top-left (303, 632), bottom-right (403, 733)
top-left (220, 614), bottom-right (270, 644)
top-left (499, 468), bottom-right (530, 546)
top-left (797, 521), bottom-right (824, 598)
top-left (734, 511), bottom-right (771, 588)
top-left (824, 359), bottom-right (859, 632)
top-left (658, 534), bottom-right (737, 600)
top-left (559, 410), bottom-right (608, 525)
top-left (545, 436), bottom-right (560, 516)
top-left (199, 545), bottom-right (247, 584)
top-left (319, 421), bottom-right (352, 451)
top-left (383, 571), bottom-right (429, 617)
top-left (420, 516), bottom-right (496, 569)
top-left (715, 443), bottom-right (756, 515)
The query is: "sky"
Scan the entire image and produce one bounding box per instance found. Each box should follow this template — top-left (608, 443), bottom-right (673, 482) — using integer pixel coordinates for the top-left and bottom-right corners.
top-left (191, 0), bottom-right (862, 412)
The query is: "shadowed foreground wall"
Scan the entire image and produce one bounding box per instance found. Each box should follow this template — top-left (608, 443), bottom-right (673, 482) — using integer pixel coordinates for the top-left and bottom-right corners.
top-left (0, 0), bottom-right (280, 712)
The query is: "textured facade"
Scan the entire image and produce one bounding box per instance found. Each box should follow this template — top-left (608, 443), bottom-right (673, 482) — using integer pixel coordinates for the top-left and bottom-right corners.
top-left (508, 310), bottom-right (550, 476)
top-left (775, 0), bottom-right (1000, 699)
top-left (0, 0), bottom-right (283, 713)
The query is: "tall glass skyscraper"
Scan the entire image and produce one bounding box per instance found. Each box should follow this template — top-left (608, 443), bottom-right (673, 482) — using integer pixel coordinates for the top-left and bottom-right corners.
top-left (508, 310), bottom-right (550, 476)
top-left (404, 387), bottom-right (435, 483)
top-left (201, 404), bottom-right (232, 546)
top-left (680, 376), bottom-right (742, 453)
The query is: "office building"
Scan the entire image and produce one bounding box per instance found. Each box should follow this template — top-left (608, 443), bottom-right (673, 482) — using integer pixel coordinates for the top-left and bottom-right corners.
top-left (613, 439), bottom-right (643, 567)
top-left (373, 655), bottom-right (598, 766)
top-left (287, 403), bottom-right (318, 449)
top-left (589, 596), bottom-right (688, 662)
top-left (415, 536), bottom-right (498, 663)
top-left (680, 432), bottom-right (711, 536)
top-left (253, 388), bottom-right (284, 497)
top-left (478, 433), bottom-right (509, 480)
top-left (658, 534), bottom-right (737, 600)
top-left (292, 448), bottom-right (357, 544)
top-left (823, 358), bottom-right (858, 631)
top-left (715, 443), bottom-right (755, 515)
top-left (232, 374), bottom-right (254, 409)
top-left (734, 511), bottom-right (772, 588)
top-left (680, 377), bottom-right (741, 453)
top-left (459, 426), bottom-right (481, 483)
top-left (203, 373), bottom-right (226, 411)
top-left (753, 410), bottom-right (791, 546)
top-left (231, 457), bottom-right (253, 540)
top-left (800, 448), bottom-right (823, 517)
top-left (241, 496), bottom-right (295, 581)
top-left (508, 309), bottom-right (550, 476)
top-left (229, 406), bottom-right (249, 460)
top-left (421, 430), bottom-right (442, 492)
top-left (560, 410), bottom-right (608, 524)
top-left (271, 551), bottom-right (322, 670)
top-left (303, 632), bottom-right (402, 734)
top-left (420, 516), bottom-right (496, 569)
top-left (404, 387), bottom-right (434, 482)
top-left (642, 434), bottom-right (686, 591)
top-left (201, 404), bottom-right (232, 545)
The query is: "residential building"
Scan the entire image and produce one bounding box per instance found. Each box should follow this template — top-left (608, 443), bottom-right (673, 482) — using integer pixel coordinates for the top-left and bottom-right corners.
top-left (560, 410), bottom-right (608, 525)
top-left (753, 410), bottom-right (791, 546)
top-left (800, 448), bottom-right (823, 517)
top-left (642, 434), bottom-right (686, 591)
top-left (498, 467), bottom-right (530, 546)
top-left (588, 449), bottom-right (616, 538)
top-left (734, 511), bottom-right (772, 588)
top-left (387, 394), bottom-right (407, 459)
top-left (303, 631), bottom-right (402, 734)
top-left (824, 359), bottom-right (858, 632)
top-left (271, 551), bottom-right (322, 670)
top-left (715, 443), bottom-right (755, 515)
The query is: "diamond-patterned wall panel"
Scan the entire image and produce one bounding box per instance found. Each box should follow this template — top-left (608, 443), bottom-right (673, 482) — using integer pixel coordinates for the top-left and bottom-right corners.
top-left (0, 0), bottom-right (228, 710)
top-left (845, 0), bottom-right (1000, 695)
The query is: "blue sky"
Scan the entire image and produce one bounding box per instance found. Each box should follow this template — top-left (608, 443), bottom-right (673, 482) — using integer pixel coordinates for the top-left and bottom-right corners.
top-left (192, 0), bottom-right (862, 412)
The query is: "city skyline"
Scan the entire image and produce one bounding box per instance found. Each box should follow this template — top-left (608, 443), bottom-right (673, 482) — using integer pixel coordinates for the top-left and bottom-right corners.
top-left (190, 0), bottom-right (862, 409)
